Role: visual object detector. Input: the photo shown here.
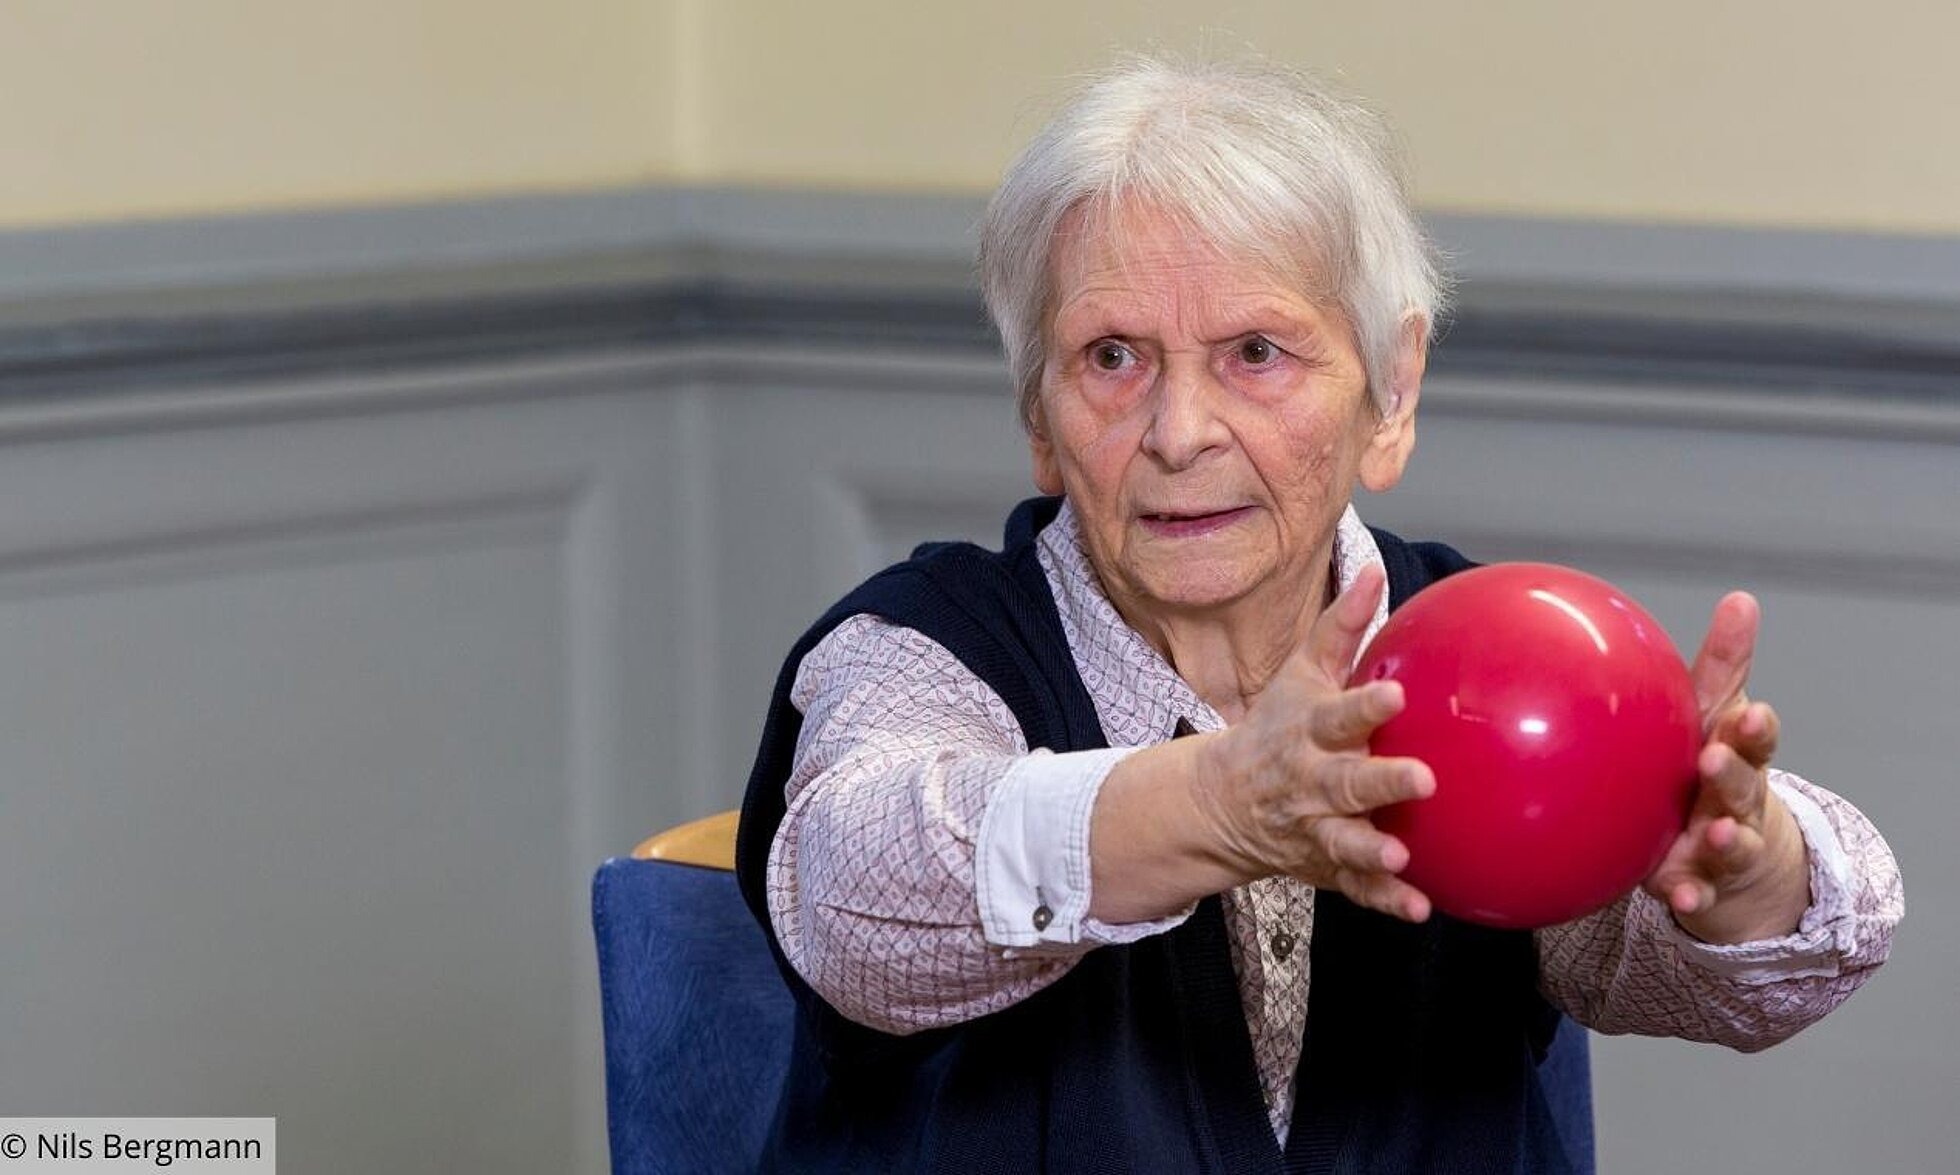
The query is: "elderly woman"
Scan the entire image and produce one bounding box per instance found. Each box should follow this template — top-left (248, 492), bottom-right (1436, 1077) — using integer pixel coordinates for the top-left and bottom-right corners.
top-left (734, 58), bottom-right (1901, 1173)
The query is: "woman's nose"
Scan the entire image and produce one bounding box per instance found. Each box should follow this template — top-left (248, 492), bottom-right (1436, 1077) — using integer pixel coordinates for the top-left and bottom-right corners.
top-left (1140, 364), bottom-right (1230, 470)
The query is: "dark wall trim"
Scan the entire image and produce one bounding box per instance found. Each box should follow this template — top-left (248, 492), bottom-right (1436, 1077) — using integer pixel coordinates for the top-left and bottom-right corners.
top-left (0, 274), bottom-right (995, 402)
top-left (3, 186), bottom-right (1958, 407)
top-left (1440, 293), bottom-right (1960, 404)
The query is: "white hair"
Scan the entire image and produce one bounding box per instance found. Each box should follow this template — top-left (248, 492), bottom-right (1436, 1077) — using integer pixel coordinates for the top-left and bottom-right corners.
top-left (979, 55), bottom-right (1447, 428)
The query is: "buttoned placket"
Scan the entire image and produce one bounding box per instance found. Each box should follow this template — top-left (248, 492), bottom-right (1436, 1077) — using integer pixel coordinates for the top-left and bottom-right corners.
top-left (1045, 508), bottom-right (1339, 1142)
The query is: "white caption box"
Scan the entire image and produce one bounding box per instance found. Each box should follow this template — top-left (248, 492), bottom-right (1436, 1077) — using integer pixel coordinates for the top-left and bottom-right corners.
top-left (0, 1119), bottom-right (274, 1173)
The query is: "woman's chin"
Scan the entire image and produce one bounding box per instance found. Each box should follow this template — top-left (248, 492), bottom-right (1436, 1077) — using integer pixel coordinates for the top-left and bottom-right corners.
top-left (1128, 562), bottom-right (1269, 616)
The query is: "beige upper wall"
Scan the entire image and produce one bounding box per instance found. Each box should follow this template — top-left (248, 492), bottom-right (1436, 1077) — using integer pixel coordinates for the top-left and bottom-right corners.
top-left (699, 0), bottom-right (1960, 234)
top-left (0, 0), bottom-right (676, 227)
top-left (9, 0), bottom-right (1960, 234)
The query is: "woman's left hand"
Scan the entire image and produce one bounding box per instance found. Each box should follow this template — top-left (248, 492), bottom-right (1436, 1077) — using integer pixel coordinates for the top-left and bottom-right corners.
top-left (1640, 591), bottom-right (1812, 944)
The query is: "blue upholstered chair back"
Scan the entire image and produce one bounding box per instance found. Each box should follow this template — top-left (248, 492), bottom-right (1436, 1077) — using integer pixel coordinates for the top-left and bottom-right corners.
top-left (592, 857), bottom-right (794, 1175)
top-left (592, 852), bottom-right (1593, 1173)
top-left (1543, 1015), bottom-right (1596, 1172)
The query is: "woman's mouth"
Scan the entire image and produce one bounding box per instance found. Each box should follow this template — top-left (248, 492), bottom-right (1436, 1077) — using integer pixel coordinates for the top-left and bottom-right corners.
top-left (1138, 506), bottom-right (1253, 538)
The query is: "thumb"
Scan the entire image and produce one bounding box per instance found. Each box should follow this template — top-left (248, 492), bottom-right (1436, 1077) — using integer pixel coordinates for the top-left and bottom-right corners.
top-left (1305, 562), bottom-right (1386, 685)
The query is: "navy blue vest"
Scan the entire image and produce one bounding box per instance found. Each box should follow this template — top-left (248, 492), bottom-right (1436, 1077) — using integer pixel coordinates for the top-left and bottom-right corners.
top-left (736, 497), bottom-right (1591, 1173)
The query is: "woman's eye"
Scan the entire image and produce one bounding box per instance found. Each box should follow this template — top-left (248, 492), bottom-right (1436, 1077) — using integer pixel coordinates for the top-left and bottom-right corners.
top-left (1238, 336), bottom-right (1277, 366)
top-left (1090, 342), bottom-right (1131, 371)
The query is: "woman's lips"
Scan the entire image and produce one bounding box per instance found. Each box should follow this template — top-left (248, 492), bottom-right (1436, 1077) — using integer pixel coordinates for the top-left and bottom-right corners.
top-left (1138, 505), bottom-right (1253, 538)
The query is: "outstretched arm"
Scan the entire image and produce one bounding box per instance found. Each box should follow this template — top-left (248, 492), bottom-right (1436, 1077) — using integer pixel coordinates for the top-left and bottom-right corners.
top-left (1539, 592), bottom-right (1903, 1048)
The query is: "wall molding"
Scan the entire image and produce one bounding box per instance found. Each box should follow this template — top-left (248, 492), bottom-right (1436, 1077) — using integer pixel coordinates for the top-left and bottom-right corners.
top-left (4, 186), bottom-right (1957, 434)
top-left (3, 337), bottom-right (1957, 458)
top-left (1415, 524), bottom-right (1960, 603)
top-left (0, 481), bottom-right (578, 598)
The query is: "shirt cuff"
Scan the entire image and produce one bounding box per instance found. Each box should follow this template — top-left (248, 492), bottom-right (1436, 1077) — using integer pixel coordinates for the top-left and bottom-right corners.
top-left (1656, 770), bottom-right (1858, 983)
top-left (976, 746), bottom-right (1196, 954)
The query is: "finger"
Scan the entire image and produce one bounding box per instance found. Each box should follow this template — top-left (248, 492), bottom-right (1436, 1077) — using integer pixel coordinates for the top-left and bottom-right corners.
top-left (1335, 867), bottom-right (1433, 923)
top-left (1719, 700), bottom-right (1780, 770)
top-left (1697, 740), bottom-right (1767, 820)
top-left (1313, 754), bottom-right (1435, 816)
top-left (1643, 851), bottom-right (1719, 914)
top-left (1311, 815), bottom-right (1412, 874)
top-left (1683, 815), bottom-right (1758, 875)
top-left (1307, 680), bottom-right (1404, 749)
top-left (1643, 813), bottom-right (1758, 907)
top-left (1666, 877), bottom-right (1718, 917)
top-left (1700, 815), bottom-right (1766, 872)
top-left (1689, 591), bottom-right (1760, 731)
top-left (1305, 561), bottom-right (1387, 685)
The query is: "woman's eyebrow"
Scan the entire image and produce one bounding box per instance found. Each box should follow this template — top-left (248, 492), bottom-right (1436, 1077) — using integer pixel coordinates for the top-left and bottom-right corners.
top-left (1051, 293), bottom-right (1329, 344)
top-left (1209, 298), bottom-right (1326, 337)
top-left (1051, 297), bottom-right (1147, 340)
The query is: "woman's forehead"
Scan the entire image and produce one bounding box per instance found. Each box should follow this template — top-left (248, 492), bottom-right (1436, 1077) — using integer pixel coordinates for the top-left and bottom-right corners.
top-left (1046, 201), bottom-right (1337, 332)
top-left (1050, 199), bottom-right (1334, 306)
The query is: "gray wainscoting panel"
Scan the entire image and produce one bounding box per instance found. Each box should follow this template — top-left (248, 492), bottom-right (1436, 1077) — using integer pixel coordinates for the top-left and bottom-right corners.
top-left (694, 350), bottom-right (1032, 777)
top-left (0, 353), bottom-right (735, 1175)
top-left (0, 187), bottom-right (1952, 1173)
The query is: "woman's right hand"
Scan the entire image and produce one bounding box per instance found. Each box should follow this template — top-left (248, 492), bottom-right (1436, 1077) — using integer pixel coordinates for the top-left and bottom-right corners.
top-left (1190, 563), bottom-right (1436, 921)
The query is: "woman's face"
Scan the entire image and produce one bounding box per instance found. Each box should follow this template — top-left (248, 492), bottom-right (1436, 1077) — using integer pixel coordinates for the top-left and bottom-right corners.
top-left (1029, 202), bottom-right (1422, 626)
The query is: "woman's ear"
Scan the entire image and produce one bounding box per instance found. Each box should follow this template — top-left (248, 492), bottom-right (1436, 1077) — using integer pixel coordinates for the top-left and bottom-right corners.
top-left (1358, 314), bottom-right (1426, 493)
top-left (1027, 398), bottom-right (1065, 495)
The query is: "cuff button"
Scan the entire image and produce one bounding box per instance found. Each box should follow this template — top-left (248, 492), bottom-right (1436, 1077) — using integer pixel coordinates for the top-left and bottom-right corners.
top-left (1032, 905), bottom-right (1054, 931)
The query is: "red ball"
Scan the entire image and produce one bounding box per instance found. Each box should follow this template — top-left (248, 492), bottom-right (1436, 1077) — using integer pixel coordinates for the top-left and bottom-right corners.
top-left (1349, 562), bottom-right (1702, 929)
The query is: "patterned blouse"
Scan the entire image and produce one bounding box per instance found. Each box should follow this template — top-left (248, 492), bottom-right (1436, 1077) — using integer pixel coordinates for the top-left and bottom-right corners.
top-left (765, 499), bottom-right (1902, 1142)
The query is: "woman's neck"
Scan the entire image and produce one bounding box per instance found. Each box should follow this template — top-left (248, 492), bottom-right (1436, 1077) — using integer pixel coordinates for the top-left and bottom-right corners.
top-left (1117, 548), bottom-right (1337, 725)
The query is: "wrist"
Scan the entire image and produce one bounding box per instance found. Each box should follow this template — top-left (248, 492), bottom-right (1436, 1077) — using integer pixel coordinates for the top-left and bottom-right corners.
top-left (1184, 729), bottom-right (1261, 880)
top-left (1087, 734), bottom-right (1250, 923)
